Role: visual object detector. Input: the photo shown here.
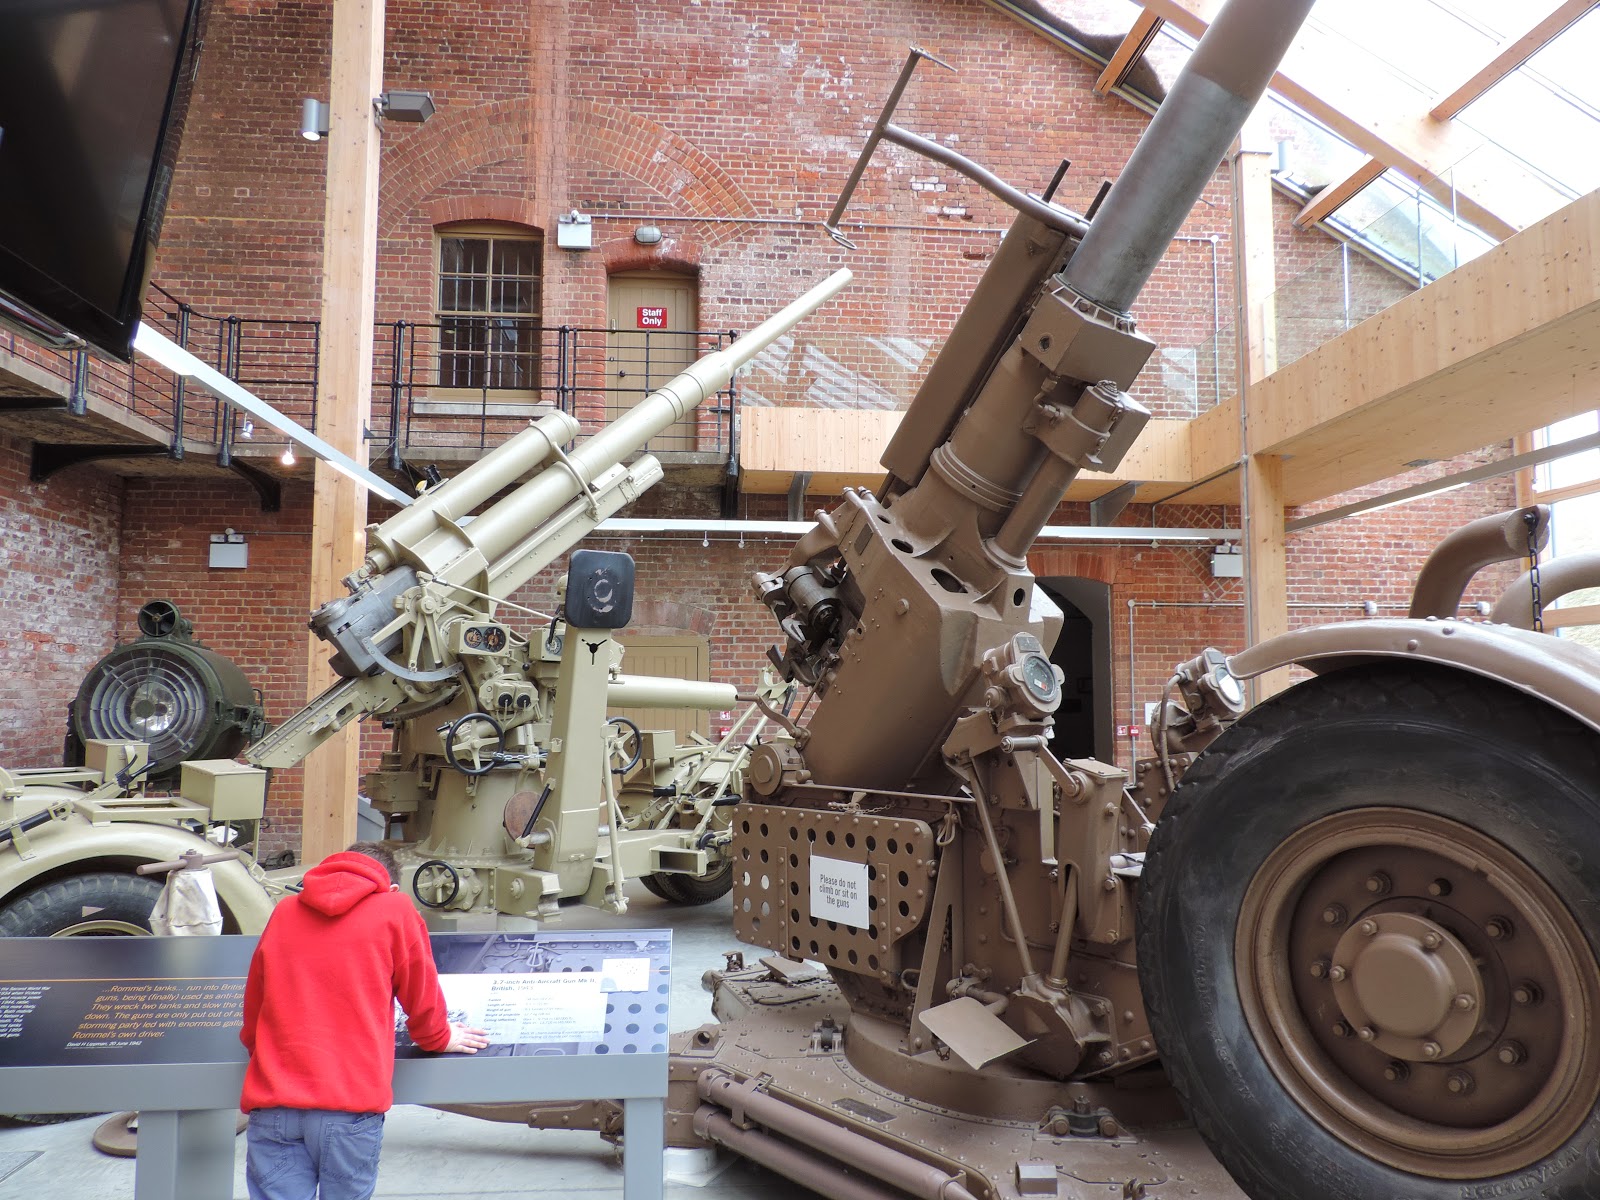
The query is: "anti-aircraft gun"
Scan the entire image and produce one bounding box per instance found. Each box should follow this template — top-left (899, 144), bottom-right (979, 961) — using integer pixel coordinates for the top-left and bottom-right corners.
top-left (245, 270), bottom-right (850, 922)
top-left (638, 0), bottom-right (1600, 1197)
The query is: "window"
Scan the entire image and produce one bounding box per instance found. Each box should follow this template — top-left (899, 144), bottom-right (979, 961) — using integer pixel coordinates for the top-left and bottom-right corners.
top-left (435, 229), bottom-right (542, 392)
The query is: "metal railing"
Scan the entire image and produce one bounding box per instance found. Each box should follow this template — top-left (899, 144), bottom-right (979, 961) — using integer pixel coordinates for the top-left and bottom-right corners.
top-left (3, 287), bottom-right (740, 471)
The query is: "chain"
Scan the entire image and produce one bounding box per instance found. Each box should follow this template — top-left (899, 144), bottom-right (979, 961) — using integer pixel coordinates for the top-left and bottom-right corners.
top-left (1524, 509), bottom-right (1544, 634)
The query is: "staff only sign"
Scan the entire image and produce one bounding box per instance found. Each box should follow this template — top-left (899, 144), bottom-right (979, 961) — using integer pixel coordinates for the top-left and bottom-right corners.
top-left (636, 306), bottom-right (667, 329)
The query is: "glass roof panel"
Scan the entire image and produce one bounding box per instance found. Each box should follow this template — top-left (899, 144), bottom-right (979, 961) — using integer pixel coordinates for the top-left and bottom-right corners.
top-left (1454, 70), bottom-right (1595, 202)
top-left (1521, 7), bottom-right (1600, 112)
top-left (1027, 0), bottom-right (1141, 44)
top-left (1307, 0), bottom-right (1494, 95)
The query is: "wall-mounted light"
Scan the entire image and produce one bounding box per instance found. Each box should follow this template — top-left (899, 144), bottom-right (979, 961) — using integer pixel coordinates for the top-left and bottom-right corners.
top-left (281, 446), bottom-right (296, 467)
top-left (557, 210), bottom-right (593, 250)
top-left (239, 417), bottom-right (254, 439)
top-left (633, 224), bottom-right (662, 246)
top-left (209, 529), bottom-right (248, 570)
top-left (300, 98), bottom-right (329, 142)
top-left (376, 90), bottom-right (436, 124)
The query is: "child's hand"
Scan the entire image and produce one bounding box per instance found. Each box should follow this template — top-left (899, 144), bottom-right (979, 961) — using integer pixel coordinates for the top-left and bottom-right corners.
top-left (444, 1023), bottom-right (491, 1053)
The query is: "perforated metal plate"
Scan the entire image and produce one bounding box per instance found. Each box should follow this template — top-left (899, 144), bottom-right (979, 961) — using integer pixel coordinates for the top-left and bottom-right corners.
top-left (731, 806), bottom-right (934, 980)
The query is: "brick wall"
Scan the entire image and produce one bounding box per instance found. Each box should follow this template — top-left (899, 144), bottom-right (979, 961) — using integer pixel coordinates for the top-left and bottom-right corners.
top-left (0, 435), bottom-right (123, 767)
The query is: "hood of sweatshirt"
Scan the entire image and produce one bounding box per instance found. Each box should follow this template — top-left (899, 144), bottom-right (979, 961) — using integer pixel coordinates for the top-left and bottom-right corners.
top-left (298, 851), bottom-right (393, 917)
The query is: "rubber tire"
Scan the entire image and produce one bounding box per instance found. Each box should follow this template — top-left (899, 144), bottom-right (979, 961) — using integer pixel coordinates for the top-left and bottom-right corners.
top-left (0, 872), bottom-right (164, 937)
top-left (644, 860), bottom-right (733, 906)
top-left (1137, 664), bottom-right (1600, 1199)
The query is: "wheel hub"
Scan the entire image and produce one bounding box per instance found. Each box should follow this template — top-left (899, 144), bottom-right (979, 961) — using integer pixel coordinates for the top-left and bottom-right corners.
top-left (1237, 807), bottom-right (1600, 1180)
top-left (1330, 911), bottom-right (1484, 1059)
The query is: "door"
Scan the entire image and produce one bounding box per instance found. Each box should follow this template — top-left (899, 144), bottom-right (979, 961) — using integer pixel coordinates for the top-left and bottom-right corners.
top-left (609, 634), bottom-right (712, 743)
top-left (606, 272), bottom-right (699, 450)
top-left (1037, 578), bottom-right (1114, 764)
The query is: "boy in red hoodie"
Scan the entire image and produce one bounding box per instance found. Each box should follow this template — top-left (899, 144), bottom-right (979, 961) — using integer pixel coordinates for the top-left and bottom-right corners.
top-left (240, 842), bottom-right (488, 1200)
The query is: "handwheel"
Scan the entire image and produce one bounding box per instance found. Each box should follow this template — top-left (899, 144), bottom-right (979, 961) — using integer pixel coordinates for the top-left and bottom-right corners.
top-left (1137, 663), bottom-right (1600, 1198)
top-left (443, 712), bottom-right (504, 776)
top-left (604, 716), bottom-right (643, 774)
top-left (411, 859), bottom-right (461, 909)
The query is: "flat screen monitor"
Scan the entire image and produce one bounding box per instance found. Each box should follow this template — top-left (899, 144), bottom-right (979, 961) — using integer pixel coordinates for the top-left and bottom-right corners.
top-left (0, 0), bottom-right (206, 361)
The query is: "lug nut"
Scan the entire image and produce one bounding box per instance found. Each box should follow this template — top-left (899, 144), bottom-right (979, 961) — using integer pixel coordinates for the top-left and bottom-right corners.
top-left (1365, 873), bottom-right (1392, 895)
top-left (1332, 1022), bottom-right (1352, 1038)
top-left (1322, 904), bottom-right (1347, 926)
top-left (1383, 1061), bottom-right (1411, 1083)
top-left (1446, 1070), bottom-right (1475, 1095)
top-left (1358, 919), bottom-right (1379, 937)
top-left (1309, 960), bottom-right (1329, 979)
top-left (1329, 965), bottom-right (1349, 982)
top-left (1513, 982), bottom-right (1544, 1006)
top-left (1357, 1026), bottom-right (1377, 1042)
top-left (1485, 917), bottom-right (1514, 941)
top-left (1428, 878), bottom-right (1453, 897)
top-left (1421, 932), bottom-right (1442, 952)
top-left (1422, 1041), bottom-right (1442, 1059)
top-left (1497, 1041), bottom-right (1527, 1066)
top-left (1453, 993), bottom-right (1476, 1011)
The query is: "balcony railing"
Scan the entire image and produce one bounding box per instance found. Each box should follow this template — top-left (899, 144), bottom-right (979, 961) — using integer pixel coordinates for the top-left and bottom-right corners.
top-left (3, 285), bottom-right (740, 472)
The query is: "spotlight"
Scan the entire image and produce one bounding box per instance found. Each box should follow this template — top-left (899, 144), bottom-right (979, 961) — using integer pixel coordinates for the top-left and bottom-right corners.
top-left (375, 90), bottom-right (436, 124)
top-left (300, 98), bottom-right (329, 142)
top-left (239, 418), bottom-right (254, 439)
top-left (281, 446), bottom-right (296, 467)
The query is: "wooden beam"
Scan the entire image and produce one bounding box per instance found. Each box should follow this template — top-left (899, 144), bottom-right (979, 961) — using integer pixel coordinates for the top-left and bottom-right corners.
top-left (1244, 454), bottom-right (1291, 698)
top-left (1130, 0), bottom-right (1529, 241)
top-left (1294, 157), bottom-right (1387, 228)
top-left (301, 0), bottom-right (385, 867)
top-left (1236, 187), bottom-right (1600, 508)
top-left (1430, 0), bottom-right (1599, 121)
top-left (1093, 11), bottom-right (1164, 96)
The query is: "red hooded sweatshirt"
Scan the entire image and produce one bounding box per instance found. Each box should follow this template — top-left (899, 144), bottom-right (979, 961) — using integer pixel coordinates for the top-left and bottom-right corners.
top-left (240, 852), bottom-right (451, 1113)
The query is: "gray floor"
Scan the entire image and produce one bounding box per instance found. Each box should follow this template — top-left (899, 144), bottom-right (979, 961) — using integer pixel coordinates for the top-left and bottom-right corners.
top-left (0, 881), bottom-right (818, 1199)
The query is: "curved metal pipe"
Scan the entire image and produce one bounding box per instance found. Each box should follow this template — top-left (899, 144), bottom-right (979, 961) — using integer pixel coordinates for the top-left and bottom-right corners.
top-left (693, 1108), bottom-right (903, 1200)
top-left (1491, 552), bottom-right (1600, 629)
top-left (1062, 0), bottom-right (1317, 314)
top-left (697, 1071), bottom-right (978, 1200)
top-left (1409, 506), bottom-right (1549, 619)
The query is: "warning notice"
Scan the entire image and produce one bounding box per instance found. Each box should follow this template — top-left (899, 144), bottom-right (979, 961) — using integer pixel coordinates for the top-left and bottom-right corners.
top-left (636, 306), bottom-right (667, 329)
top-left (810, 855), bottom-right (870, 929)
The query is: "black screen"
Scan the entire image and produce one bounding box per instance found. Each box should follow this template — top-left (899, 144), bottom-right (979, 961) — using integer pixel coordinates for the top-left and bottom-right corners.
top-left (0, 0), bottom-right (204, 360)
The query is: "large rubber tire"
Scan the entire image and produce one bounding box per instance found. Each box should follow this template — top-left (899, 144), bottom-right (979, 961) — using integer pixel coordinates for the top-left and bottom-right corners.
top-left (1137, 664), bottom-right (1600, 1199)
top-left (0, 872), bottom-right (164, 937)
top-left (0, 872), bottom-right (162, 1123)
top-left (643, 859), bottom-right (733, 906)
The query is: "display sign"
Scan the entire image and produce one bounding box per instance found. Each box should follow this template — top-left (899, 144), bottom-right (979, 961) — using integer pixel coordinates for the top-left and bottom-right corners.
top-left (810, 855), bottom-right (870, 930)
top-left (0, 928), bottom-right (673, 1069)
top-left (636, 306), bottom-right (667, 329)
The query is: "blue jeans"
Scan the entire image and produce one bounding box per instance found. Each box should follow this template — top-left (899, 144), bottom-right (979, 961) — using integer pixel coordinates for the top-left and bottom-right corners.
top-left (245, 1107), bottom-right (386, 1200)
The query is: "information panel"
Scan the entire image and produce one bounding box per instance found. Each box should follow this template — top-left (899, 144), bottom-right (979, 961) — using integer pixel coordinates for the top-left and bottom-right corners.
top-left (0, 928), bottom-right (672, 1069)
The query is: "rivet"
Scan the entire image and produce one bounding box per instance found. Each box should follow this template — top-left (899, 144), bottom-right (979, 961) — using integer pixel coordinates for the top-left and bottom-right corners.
top-left (1453, 993), bottom-right (1476, 1011)
top-left (1357, 1026), bottom-right (1377, 1042)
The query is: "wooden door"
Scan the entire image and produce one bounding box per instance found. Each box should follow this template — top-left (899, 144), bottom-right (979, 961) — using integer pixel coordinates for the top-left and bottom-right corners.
top-left (609, 634), bottom-right (712, 742)
top-left (606, 272), bottom-right (699, 450)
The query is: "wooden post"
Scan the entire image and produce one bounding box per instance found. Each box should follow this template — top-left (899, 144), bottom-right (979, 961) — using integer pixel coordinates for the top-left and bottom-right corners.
top-left (1233, 121), bottom-right (1290, 699)
top-left (300, 0), bottom-right (385, 865)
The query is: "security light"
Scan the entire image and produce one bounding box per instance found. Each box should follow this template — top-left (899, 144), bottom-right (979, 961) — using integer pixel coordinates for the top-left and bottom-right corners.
top-left (376, 91), bottom-right (436, 124)
top-left (300, 98), bottom-right (329, 141)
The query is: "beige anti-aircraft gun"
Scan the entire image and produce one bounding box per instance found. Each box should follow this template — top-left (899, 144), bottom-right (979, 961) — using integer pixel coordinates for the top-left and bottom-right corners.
top-left (517, 1), bottom-right (1600, 1197)
top-left (245, 270), bottom-right (849, 924)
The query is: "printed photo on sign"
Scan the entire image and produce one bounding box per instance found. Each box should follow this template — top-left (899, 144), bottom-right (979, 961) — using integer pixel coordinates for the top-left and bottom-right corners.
top-left (810, 854), bottom-right (870, 930)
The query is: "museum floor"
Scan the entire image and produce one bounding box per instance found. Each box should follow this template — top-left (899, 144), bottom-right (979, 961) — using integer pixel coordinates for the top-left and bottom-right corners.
top-left (0, 882), bottom-right (816, 1199)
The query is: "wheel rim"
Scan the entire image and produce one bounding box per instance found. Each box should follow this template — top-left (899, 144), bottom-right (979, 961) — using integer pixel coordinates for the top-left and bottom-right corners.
top-left (49, 917), bottom-right (149, 936)
top-left (1236, 806), bottom-right (1600, 1179)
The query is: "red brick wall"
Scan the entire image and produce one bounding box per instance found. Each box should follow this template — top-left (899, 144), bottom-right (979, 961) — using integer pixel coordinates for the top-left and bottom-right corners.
top-left (0, 435), bottom-right (123, 767)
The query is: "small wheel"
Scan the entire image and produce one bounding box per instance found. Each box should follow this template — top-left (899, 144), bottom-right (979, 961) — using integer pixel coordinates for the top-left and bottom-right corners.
top-left (1138, 664), bottom-right (1600, 1198)
top-left (637, 873), bottom-right (674, 901)
top-left (605, 717), bottom-right (643, 775)
top-left (411, 859), bottom-right (461, 909)
top-left (443, 712), bottom-right (504, 776)
top-left (647, 859), bottom-right (733, 906)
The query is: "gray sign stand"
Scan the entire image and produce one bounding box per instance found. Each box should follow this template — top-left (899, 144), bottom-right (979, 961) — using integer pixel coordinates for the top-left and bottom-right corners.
top-left (0, 932), bottom-right (670, 1200)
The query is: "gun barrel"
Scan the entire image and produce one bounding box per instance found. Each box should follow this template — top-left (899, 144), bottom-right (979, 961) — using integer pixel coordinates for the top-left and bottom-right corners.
top-left (393, 268), bottom-right (852, 592)
top-left (606, 675), bottom-right (739, 710)
top-left (1062, 0), bottom-right (1315, 314)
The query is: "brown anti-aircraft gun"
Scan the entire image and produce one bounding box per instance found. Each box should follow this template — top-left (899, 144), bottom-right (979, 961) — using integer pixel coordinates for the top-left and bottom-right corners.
top-left (516, 0), bottom-right (1600, 1196)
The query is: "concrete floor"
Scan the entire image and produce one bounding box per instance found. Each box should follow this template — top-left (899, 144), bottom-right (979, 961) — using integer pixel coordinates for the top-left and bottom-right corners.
top-left (0, 882), bottom-right (819, 1200)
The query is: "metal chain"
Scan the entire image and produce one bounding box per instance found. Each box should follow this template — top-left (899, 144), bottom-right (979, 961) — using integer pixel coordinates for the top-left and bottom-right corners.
top-left (1525, 510), bottom-right (1545, 634)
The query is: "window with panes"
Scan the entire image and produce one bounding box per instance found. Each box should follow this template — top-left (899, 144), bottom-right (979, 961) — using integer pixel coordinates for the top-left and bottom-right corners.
top-left (435, 230), bottom-right (543, 392)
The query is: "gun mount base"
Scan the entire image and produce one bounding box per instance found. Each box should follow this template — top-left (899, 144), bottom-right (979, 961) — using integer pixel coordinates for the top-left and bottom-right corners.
top-left (657, 962), bottom-right (1247, 1200)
